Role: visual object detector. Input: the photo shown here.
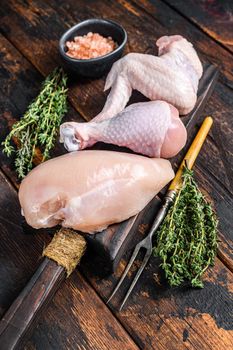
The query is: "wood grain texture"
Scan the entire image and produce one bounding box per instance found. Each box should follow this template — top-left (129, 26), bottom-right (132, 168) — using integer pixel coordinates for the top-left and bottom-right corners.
top-left (0, 32), bottom-right (150, 275)
top-left (0, 0), bottom-right (233, 349)
top-left (1, 0), bottom-right (230, 273)
top-left (0, 0), bottom-right (230, 184)
top-left (0, 0), bottom-right (232, 115)
top-left (0, 170), bottom-right (139, 350)
top-left (162, 0), bottom-right (233, 53)
top-left (1, 0), bottom-right (232, 265)
top-left (1, 1), bottom-right (232, 193)
top-left (30, 0), bottom-right (233, 190)
top-left (0, 0), bottom-right (106, 121)
top-left (0, 258), bottom-right (66, 350)
top-left (0, 33), bottom-right (82, 187)
top-left (82, 244), bottom-right (233, 350)
top-left (127, 0), bottom-right (233, 90)
top-left (194, 165), bottom-right (233, 272)
top-left (0, 0), bottom-right (232, 264)
top-left (1, 163), bottom-right (232, 350)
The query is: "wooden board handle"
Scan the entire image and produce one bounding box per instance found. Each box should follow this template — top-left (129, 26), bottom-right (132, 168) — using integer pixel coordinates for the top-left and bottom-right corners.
top-left (169, 116), bottom-right (213, 191)
top-left (0, 258), bottom-right (66, 350)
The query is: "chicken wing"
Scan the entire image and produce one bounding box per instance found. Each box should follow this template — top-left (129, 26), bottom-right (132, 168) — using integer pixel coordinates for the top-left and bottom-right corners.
top-left (94, 35), bottom-right (202, 121)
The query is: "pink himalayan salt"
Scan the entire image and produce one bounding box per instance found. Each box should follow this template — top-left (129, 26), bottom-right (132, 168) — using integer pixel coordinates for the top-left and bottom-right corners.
top-left (66, 32), bottom-right (116, 59)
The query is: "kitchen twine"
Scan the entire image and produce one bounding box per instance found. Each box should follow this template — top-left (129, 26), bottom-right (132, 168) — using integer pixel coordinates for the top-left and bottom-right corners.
top-left (43, 228), bottom-right (86, 276)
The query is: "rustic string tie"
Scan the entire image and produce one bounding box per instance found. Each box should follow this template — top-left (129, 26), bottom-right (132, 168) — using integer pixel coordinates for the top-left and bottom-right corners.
top-left (43, 228), bottom-right (86, 276)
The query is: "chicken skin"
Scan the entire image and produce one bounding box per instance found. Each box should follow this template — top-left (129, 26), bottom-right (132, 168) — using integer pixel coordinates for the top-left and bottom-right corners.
top-left (60, 101), bottom-right (187, 158)
top-left (94, 35), bottom-right (202, 121)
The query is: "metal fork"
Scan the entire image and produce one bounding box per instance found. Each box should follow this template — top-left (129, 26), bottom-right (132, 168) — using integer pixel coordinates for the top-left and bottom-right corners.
top-left (107, 116), bottom-right (214, 310)
top-left (106, 190), bottom-right (176, 310)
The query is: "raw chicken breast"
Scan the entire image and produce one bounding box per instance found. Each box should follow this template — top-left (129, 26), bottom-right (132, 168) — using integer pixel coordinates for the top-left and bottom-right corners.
top-left (60, 101), bottom-right (187, 158)
top-left (19, 151), bottom-right (174, 233)
top-left (94, 35), bottom-right (203, 121)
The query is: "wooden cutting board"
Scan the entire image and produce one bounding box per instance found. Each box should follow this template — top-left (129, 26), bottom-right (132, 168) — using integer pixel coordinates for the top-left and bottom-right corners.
top-left (14, 63), bottom-right (218, 277)
top-left (81, 63), bottom-right (218, 275)
top-left (0, 63), bottom-right (218, 350)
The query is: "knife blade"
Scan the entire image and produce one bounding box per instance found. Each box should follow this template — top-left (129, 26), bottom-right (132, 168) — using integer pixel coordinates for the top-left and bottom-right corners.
top-left (184, 63), bottom-right (219, 131)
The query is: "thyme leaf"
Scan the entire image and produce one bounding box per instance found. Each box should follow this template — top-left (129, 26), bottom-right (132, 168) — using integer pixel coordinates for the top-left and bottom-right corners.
top-left (2, 67), bottom-right (68, 178)
top-left (153, 167), bottom-right (218, 288)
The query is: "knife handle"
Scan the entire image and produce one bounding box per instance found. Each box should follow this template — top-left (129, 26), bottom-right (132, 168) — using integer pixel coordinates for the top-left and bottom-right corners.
top-left (0, 258), bottom-right (66, 350)
top-left (0, 229), bottom-right (86, 349)
top-left (169, 116), bottom-right (213, 191)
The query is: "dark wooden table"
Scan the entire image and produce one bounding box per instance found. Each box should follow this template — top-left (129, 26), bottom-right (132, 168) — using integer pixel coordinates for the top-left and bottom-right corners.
top-left (0, 1), bottom-right (233, 349)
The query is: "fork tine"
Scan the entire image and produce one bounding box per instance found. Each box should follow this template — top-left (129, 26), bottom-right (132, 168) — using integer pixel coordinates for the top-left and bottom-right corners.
top-left (119, 250), bottom-right (151, 311)
top-left (106, 243), bottom-right (141, 304)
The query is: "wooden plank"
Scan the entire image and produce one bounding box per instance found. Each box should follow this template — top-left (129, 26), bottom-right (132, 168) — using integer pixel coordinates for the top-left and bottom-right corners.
top-left (82, 245), bottom-right (233, 350)
top-left (2, 156), bottom-right (230, 350)
top-left (46, 0), bottom-right (233, 258)
top-left (0, 1), bottom-right (232, 268)
top-left (25, 270), bottom-right (139, 350)
top-left (0, 258), bottom-right (66, 350)
top-left (124, 0), bottom-right (233, 87)
top-left (7, 0), bottom-right (232, 193)
top-left (0, 0), bottom-right (232, 117)
top-left (0, 170), bottom-right (139, 350)
top-left (0, 0), bottom-right (232, 194)
top-left (0, 1), bottom-right (232, 349)
top-left (0, 33), bottom-right (147, 274)
top-left (0, 0), bottom-right (106, 121)
top-left (1, 147), bottom-right (232, 350)
top-left (0, 33), bottom-right (83, 187)
top-left (0, 0), bottom-right (233, 194)
top-left (188, 165), bottom-right (233, 272)
top-left (162, 0), bottom-right (233, 54)
top-left (196, 83), bottom-right (233, 194)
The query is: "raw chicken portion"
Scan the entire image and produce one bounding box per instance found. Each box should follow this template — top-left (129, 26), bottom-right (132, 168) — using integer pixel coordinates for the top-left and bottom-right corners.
top-left (94, 35), bottom-right (203, 121)
top-left (60, 101), bottom-right (187, 158)
top-left (19, 151), bottom-right (174, 233)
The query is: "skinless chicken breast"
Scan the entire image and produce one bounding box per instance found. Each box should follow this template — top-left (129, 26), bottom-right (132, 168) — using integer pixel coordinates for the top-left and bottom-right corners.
top-left (19, 151), bottom-right (174, 233)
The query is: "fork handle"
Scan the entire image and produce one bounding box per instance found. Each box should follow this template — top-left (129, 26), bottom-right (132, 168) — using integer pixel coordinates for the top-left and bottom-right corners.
top-left (169, 116), bottom-right (213, 191)
top-left (149, 117), bottom-right (213, 238)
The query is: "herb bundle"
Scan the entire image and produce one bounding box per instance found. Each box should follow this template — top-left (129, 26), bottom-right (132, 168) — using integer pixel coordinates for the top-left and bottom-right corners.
top-left (2, 67), bottom-right (68, 178)
top-left (153, 167), bottom-right (218, 288)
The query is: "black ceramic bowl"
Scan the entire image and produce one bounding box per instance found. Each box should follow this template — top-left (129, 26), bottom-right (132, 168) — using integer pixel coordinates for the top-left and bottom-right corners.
top-left (59, 19), bottom-right (127, 78)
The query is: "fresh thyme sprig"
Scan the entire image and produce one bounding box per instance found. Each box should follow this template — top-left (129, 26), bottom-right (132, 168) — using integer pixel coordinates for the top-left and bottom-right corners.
top-left (153, 167), bottom-right (218, 288)
top-left (2, 67), bottom-right (68, 178)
